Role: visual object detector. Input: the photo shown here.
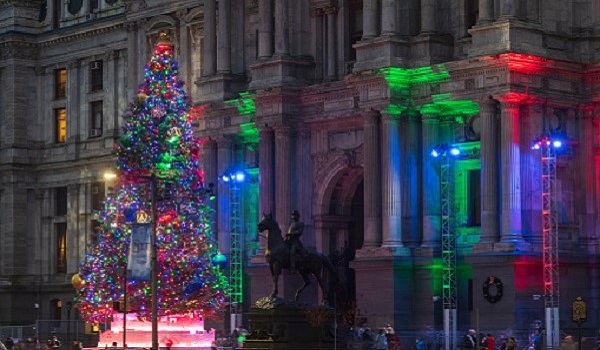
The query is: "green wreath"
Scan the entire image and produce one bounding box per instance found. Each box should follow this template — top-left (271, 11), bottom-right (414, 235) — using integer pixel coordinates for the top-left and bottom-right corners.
top-left (482, 276), bottom-right (503, 304)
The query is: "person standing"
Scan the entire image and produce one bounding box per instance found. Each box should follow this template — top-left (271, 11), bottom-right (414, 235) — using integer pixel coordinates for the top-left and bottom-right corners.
top-left (374, 328), bottom-right (389, 350)
top-left (49, 336), bottom-right (60, 350)
top-left (507, 336), bottom-right (517, 350)
top-left (464, 329), bottom-right (477, 350)
top-left (4, 337), bottom-right (14, 350)
top-left (486, 333), bottom-right (496, 350)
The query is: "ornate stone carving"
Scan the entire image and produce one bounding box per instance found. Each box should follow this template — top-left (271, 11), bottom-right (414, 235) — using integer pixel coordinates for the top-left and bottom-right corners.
top-left (0, 42), bottom-right (38, 60)
top-left (310, 0), bottom-right (338, 16)
top-left (123, 0), bottom-right (147, 12)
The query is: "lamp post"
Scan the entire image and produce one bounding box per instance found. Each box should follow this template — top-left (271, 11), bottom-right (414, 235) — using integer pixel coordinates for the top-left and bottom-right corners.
top-left (34, 303), bottom-right (40, 350)
top-left (66, 301), bottom-right (72, 350)
top-left (122, 268), bottom-right (127, 349)
top-left (104, 171), bottom-right (129, 348)
top-left (430, 143), bottom-right (460, 350)
top-left (150, 174), bottom-right (158, 350)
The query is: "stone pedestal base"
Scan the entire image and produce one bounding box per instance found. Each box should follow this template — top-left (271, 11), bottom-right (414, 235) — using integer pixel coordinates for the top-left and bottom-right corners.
top-left (244, 297), bottom-right (340, 350)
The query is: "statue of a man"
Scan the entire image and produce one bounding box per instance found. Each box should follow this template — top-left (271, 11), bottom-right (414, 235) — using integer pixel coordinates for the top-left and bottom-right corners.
top-left (285, 210), bottom-right (305, 272)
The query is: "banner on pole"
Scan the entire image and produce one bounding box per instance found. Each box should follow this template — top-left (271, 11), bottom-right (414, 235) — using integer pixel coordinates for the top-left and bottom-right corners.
top-left (128, 223), bottom-right (152, 281)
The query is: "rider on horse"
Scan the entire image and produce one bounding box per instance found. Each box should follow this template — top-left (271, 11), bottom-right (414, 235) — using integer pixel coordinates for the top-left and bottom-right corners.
top-left (286, 210), bottom-right (305, 272)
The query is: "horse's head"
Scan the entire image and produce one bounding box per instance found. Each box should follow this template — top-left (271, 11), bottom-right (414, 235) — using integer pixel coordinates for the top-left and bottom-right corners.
top-left (257, 212), bottom-right (277, 233)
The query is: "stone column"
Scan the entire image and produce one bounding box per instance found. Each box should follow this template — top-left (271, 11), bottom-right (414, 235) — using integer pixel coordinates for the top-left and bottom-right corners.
top-left (104, 50), bottom-right (120, 135)
top-left (258, 126), bottom-right (275, 254)
top-left (478, 0), bottom-right (494, 23)
top-left (363, 110), bottom-right (382, 247)
top-left (126, 22), bottom-right (139, 97)
top-left (66, 184), bottom-right (80, 272)
top-left (381, 114), bottom-right (403, 247)
top-left (217, 0), bottom-right (231, 73)
top-left (362, 0), bottom-right (378, 39)
top-left (578, 106), bottom-right (597, 242)
top-left (177, 11), bottom-right (189, 82)
top-left (421, 115), bottom-right (440, 247)
top-left (480, 98), bottom-right (499, 243)
top-left (381, 0), bottom-right (397, 35)
top-left (295, 127), bottom-right (314, 249)
top-left (520, 103), bottom-right (543, 242)
top-left (500, 100), bottom-right (523, 242)
top-left (274, 0), bottom-right (290, 56)
top-left (402, 112), bottom-right (421, 247)
top-left (217, 138), bottom-right (232, 254)
top-left (66, 60), bottom-right (80, 141)
top-left (136, 20), bottom-right (147, 83)
top-left (258, 0), bottom-right (274, 58)
top-left (500, 0), bottom-right (516, 17)
top-left (420, 0), bottom-right (436, 33)
top-left (203, 0), bottom-right (217, 76)
top-left (274, 125), bottom-right (292, 227)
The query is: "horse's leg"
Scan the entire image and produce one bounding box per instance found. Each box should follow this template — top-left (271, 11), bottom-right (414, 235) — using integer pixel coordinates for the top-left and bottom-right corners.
top-left (270, 263), bottom-right (279, 298)
top-left (294, 271), bottom-right (311, 301)
top-left (314, 270), bottom-right (329, 305)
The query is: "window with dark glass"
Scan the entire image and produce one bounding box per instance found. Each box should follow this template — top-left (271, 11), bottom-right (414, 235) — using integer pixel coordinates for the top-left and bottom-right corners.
top-left (55, 108), bottom-right (67, 143)
top-left (56, 187), bottom-right (68, 216)
top-left (51, 299), bottom-right (63, 320)
top-left (56, 223), bottom-right (67, 273)
top-left (348, 0), bottom-right (363, 62)
top-left (90, 60), bottom-right (103, 91)
top-left (466, 0), bottom-right (479, 31)
top-left (90, 0), bottom-right (99, 13)
top-left (468, 169), bottom-right (481, 226)
top-left (55, 68), bottom-right (67, 99)
top-left (90, 101), bottom-right (103, 137)
top-left (91, 182), bottom-right (105, 211)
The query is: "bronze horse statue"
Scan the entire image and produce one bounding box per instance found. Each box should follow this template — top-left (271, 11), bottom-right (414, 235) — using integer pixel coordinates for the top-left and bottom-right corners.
top-left (257, 213), bottom-right (336, 305)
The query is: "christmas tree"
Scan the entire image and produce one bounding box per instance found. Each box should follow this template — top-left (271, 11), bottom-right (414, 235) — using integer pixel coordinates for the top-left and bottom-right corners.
top-left (74, 33), bottom-right (229, 322)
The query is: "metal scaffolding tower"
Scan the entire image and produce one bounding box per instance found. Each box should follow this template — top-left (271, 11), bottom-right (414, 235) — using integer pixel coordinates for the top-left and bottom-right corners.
top-left (540, 140), bottom-right (559, 349)
top-left (229, 181), bottom-right (243, 331)
top-left (440, 154), bottom-right (457, 350)
top-left (435, 146), bottom-right (457, 350)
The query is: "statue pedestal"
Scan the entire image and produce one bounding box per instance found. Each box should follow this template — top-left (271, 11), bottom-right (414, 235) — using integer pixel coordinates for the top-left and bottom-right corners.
top-left (244, 297), bottom-right (340, 350)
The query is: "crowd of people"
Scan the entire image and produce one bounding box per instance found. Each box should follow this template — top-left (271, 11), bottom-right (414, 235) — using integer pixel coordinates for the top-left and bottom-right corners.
top-left (350, 323), bottom-right (399, 350)
top-left (463, 329), bottom-right (518, 350)
top-left (0, 335), bottom-right (83, 350)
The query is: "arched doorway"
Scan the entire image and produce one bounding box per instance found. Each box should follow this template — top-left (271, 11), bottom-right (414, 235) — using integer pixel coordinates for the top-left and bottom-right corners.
top-left (314, 162), bottom-right (364, 326)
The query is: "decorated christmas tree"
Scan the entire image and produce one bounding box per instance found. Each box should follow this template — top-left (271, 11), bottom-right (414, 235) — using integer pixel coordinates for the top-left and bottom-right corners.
top-left (74, 33), bottom-right (229, 322)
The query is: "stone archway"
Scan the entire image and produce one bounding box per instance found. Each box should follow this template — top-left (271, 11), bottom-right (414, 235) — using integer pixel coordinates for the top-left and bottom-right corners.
top-left (313, 148), bottom-right (364, 258)
top-left (312, 148), bottom-right (364, 319)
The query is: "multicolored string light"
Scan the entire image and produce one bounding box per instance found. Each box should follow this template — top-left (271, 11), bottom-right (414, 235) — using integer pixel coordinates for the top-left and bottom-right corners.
top-left (75, 33), bottom-right (229, 322)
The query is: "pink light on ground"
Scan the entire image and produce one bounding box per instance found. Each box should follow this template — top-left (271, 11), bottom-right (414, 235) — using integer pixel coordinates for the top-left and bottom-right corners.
top-left (98, 314), bottom-right (214, 348)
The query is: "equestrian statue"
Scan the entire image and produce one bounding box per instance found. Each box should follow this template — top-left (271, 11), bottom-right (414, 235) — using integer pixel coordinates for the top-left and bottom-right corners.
top-left (257, 211), bottom-right (336, 305)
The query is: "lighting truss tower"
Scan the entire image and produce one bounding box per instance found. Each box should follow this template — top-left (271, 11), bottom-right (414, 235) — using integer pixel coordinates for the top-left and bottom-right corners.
top-left (229, 180), bottom-right (243, 331)
top-left (432, 144), bottom-right (459, 350)
top-left (440, 153), bottom-right (457, 350)
top-left (539, 138), bottom-right (559, 350)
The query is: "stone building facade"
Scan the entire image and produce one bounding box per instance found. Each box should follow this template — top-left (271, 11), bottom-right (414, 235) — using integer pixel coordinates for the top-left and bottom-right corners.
top-left (0, 0), bottom-right (599, 340)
